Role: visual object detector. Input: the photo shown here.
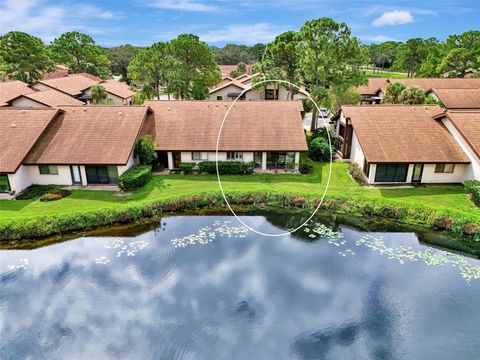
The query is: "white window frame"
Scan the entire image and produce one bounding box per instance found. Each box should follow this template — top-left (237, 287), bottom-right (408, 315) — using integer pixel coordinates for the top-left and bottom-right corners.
top-left (192, 152), bottom-right (208, 161)
top-left (227, 152), bottom-right (243, 161)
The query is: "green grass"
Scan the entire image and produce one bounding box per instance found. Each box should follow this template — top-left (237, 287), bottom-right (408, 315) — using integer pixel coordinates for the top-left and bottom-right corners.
top-left (0, 162), bottom-right (478, 227)
top-left (364, 71), bottom-right (409, 79)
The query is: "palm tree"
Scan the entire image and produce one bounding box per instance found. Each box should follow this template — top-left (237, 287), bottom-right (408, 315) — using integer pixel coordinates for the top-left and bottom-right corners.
top-left (381, 82), bottom-right (406, 104)
top-left (399, 86), bottom-right (426, 104)
top-left (91, 84), bottom-right (108, 104)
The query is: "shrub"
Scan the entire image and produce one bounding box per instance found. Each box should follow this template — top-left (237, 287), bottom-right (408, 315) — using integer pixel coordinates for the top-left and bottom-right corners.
top-left (39, 193), bottom-right (63, 202)
top-left (299, 158), bottom-right (313, 174)
top-left (134, 135), bottom-right (157, 165)
top-left (197, 161), bottom-right (255, 175)
top-left (179, 163), bottom-right (195, 174)
top-left (309, 137), bottom-right (332, 161)
top-left (118, 165), bottom-right (152, 191)
top-left (465, 180), bottom-right (480, 205)
top-left (16, 185), bottom-right (70, 200)
top-left (348, 162), bottom-right (368, 185)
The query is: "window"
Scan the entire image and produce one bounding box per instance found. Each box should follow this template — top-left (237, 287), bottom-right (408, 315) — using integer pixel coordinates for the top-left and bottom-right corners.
top-left (217, 96), bottom-right (223, 101)
top-left (105, 98), bottom-right (114, 104)
top-left (363, 160), bottom-right (370, 177)
top-left (192, 152), bottom-right (207, 161)
top-left (85, 166), bottom-right (118, 184)
top-left (435, 163), bottom-right (455, 173)
top-left (338, 123), bottom-right (346, 139)
top-left (39, 165), bottom-right (58, 175)
top-left (0, 175), bottom-right (10, 193)
top-left (227, 152), bottom-right (243, 160)
top-left (374, 164), bottom-right (408, 183)
top-left (265, 89), bottom-right (279, 100)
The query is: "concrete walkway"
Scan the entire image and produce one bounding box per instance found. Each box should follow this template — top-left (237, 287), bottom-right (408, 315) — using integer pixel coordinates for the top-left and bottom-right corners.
top-left (64, 185), bottom-right (120, 192)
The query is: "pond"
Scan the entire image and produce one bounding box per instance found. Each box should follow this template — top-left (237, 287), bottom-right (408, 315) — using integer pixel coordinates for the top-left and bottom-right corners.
top-left (1, 212), bottom-right (480, 359)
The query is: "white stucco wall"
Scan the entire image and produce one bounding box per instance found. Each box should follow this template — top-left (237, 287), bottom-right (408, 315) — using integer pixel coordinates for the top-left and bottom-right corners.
top-left (349, 131), bottom-right (365, 167)
top-left (25, 165), bottom-right (73, 185)
top-left (7, 166), bottom-right (32, 193)
top-left (117, 152), bottom-right (137, 175)
top-left (441, 118), bottom-right (480, 181)
top-left (369, 163), bottom-right (468, 184)
top-left (180, 151), bottom-right (254, 164)
top-left (9, 97), bottom-right (50, 109)
top-left (83, 88), bottom-right (129, 105)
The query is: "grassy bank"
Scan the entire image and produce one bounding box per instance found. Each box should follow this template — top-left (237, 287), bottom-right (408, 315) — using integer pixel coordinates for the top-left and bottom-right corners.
top-left (0, 162), bottom-right (479, 241)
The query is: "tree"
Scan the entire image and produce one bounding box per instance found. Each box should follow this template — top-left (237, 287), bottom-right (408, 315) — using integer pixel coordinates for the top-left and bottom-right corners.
top-left (134, 136), bottom-right (157, 165)
top-left (105, 45), bottom-right (137, 83)
top-left (90, 84), bottom-right (108, 104)
top-left (213, 44), bottom-right (254, 64)
top-left (393, 38), bottom-right (428, 77)
top-left (398, 86), bottom-right (426, 104)
top-left (50, 32), bottom-right (110, 78)
top-left (165, 34), bottom-right (220, 99)
top-left (128, 43), bottom-right (169, 100)
top-left (249, 43), bottom-right (267, 61)
top-left (443, 30), bottom-right (480, 77)
top-left (0, 31), bottom-right (53, 84)
top-left (297, 18), bottom-right (367, 130)
top-left (309, 137), bottom-right (332, 161)
top-left (323, 86), bottom-right (362, 113)
top-left (417, 37), bottom-right (443, 77)
top-left (438, 48), bottom-right (473, 78)
top-left (229, 62), bottom-right (247, 78)
top-left (382, 82), bottom-right (407, 104)
top-left (260, 31), bottom-right (301, 100)
top-left (368, 41), bottom-right (399, 70)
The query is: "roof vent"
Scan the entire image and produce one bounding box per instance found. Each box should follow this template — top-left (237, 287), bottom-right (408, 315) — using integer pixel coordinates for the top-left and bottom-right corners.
top-left (167, 107), bottom-right (171, 111)
top-left (21, 109), bottom-right (26, 113)
top-left (83, 108), bottom-right (87, 112)
top-left (118, 111), bottom-right (123, 115)
top-left (11, 123), bottom-right (16, 128)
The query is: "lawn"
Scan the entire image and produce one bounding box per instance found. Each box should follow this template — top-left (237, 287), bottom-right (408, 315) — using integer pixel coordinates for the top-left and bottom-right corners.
top-left (1, 162), bottom-right (478, 226)
top-left (364, 71), bottom-right (409, 79)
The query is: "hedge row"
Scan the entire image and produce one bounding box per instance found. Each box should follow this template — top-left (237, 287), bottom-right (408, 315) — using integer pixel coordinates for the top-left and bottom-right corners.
top-left (1, 191), bottom-right (479, 244)
top-left (465, 180), bottom-right (480, 205)
top-left (118, 165), bottom-right (152, 191)
top-left (197, 161), bottom-right (255, 175)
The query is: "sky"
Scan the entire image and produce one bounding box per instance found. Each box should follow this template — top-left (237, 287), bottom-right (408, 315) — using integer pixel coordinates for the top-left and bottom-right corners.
top-left (0, 0), bottom-right (479, 47)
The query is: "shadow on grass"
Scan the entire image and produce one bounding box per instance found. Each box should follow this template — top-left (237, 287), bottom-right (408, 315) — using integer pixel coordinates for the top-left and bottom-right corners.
top-left (378, 184), bottom-right (466, 199)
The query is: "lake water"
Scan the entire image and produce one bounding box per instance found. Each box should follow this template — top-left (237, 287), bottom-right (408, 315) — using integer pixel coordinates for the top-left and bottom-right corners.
top-left (1, 213), bottom-right (480, 360)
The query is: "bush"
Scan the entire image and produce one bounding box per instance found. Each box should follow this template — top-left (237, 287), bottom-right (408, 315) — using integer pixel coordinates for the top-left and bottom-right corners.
top-left (348, 162), bottom-right (368, 185)
top-left (39, 193), bottom-right (63, 202)
top-left (134, 135), bottom-right (157, 165)
top-left (465, 180), bottom-right (480, 205)
top-left (299, 158), bottom-right (313, 174)
top-left (197, 161), bottom-right (255, 175)
top-left (118, 165), bottom-right (152, 191)
top-left (309, 137), bottom-right (332, 161)
top-left (179, 163), bottom-right (195, 174)
top-left (16, 185), bottom-right (70, 200)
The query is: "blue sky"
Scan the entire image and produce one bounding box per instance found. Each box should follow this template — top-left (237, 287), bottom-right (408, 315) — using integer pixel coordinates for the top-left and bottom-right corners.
top-left (1, 0), bottom-right (478, 47)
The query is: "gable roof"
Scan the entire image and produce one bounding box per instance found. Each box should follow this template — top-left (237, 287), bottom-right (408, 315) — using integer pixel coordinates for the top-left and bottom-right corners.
top-left (23, 106), bottom-right (151, 166)
top-left (98, 79), bottom-right (135, 99)
top-left (341, 105), bottom-right (469, 164)
top-left (440, 110), bottom-right (480, 159)
top-left (0, 80), bottom-right (34, 106)
top-left (145, 100), bottom-right (308, 151)
top-left (357, 78), bottom-right (388, 96)
top-left (41, 65), bottom-right (69, 80)
top-left (9, 89), bottom-right (84, 108)
top-left (35, 74), bottom-right (101, 96)
top-left (209, 80), bottom-right (247, 94)
top-left (0, 108), bottom-right (61, 173)
top-left (428, 88), bottom-right (480, 109)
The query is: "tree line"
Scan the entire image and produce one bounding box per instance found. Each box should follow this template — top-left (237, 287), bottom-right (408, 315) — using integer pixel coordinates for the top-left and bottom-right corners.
top-left (366, 31), bottom-right (480, 78)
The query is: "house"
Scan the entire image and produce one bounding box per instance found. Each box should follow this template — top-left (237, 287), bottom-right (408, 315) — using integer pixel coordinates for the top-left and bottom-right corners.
top-left (0, 106), bottom-right (153, 194)
top-left (425, 88), bottom-right (480, 110)
top-left (7, 89), bottom-right (84, 108)
top-left (33, 74), bottom-right (135, 105)
top-left (357, 78), bottom-right (480, 104)
top-left (434, 110), bottom-right (480, 180)
top-left (209, 74), bottom-right (309, 101)
top-left (0, 80), bottom-right (35, 107)
top-left (331, 105), bottom-right (473, 184)
top-left (145, 100), bottom-right (308, 171)
top-left (218, 64), bottom-right (254, 77)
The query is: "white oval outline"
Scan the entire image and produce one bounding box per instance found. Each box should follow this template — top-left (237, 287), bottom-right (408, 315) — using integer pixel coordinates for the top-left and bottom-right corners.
top-left (215, 79), bottom-right (333, 237)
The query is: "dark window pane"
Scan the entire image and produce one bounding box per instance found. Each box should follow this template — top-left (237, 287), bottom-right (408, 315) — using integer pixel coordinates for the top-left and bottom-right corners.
top-left (374, 164), bottom-right (387, 182)
top-left (107, 166), bottom-right (118, 183)
top-left (0, 175), bottom-right (10, 192)
top-left (435, 164), bottom-right (445, 173)
top-left (395, 164), bottom-right (408, 182)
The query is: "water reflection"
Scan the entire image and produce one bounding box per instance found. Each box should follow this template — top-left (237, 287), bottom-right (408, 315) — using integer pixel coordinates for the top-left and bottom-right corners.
top-left (1, 214), bottom-right (479, 360)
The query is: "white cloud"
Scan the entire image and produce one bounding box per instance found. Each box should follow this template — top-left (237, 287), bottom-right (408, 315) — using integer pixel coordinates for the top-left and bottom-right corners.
top-left (0, 0), bottom-right (123, 42)
top-left (372, 10), bottom-right (414, 26)
top-left (198, 23), bottom-right (282, 44)
top-left (147, 0), bottom-right (219, 12)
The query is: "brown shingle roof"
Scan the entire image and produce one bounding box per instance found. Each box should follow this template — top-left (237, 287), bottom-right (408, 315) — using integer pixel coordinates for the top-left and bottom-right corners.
top-left (145, 100), bottom-right (308, 151)
top-left (100, 79), bottom-right (135, 99)
top-left (35, 74), bottom-right (100, 96)
top-left (23, 106), bottom-right (151, 165)
top-left (357, 78), bottom-right (388, 96)
top-left (428, 88), bottom-right (480, 109)
top-left (11, 89), bottom-right (84, 107)
top-left (41, 65), bottom-right (69, 80)
top-left (0, 81), bottom-right (34, 106)
top-left (219, 64), bottom-right (253, 77)
top-left (0, 108), bottom-right (60, 173)
top-left (442, 110), bottom-right (480, 159)
top-left (342, 105), bottom-right (469, 164)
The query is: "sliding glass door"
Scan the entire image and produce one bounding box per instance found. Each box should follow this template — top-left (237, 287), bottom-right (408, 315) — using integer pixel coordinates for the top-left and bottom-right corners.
top-left (374, 164), bottom-right (408, 183)
top-left (85, 166), bottom-right (118, 184)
